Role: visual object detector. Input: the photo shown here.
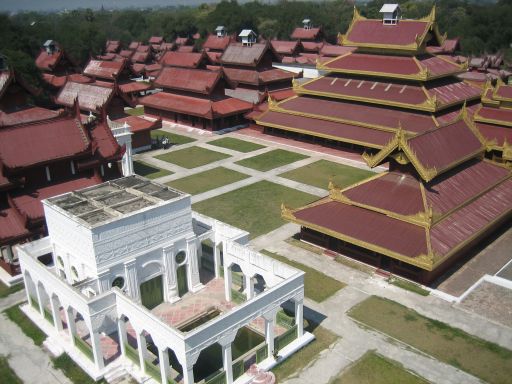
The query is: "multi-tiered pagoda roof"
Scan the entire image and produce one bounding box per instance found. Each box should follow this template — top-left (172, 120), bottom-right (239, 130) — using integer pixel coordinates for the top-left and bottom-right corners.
top-left (255, 6), bottom-right (482, 152)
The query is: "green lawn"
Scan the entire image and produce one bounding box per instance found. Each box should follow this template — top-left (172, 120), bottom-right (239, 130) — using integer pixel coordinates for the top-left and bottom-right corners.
top-left (235, 149), bottom-right (308, 172)
top-left (150, 129), bottom-right (196, 145)
top-left (133, 160), bottom-right (172, 179)
top-left (207, 137), bottom-right (265, 153)
top-left (261, 250), bottom-right (345, 302)
top-left (272, 324), bottom-right (339, 381)
top-left (126, 106), bottom-right (144, 116)
top-left (332, 351), bottom-right (430, 384)
top-left (0, 282), bottom-right (23, 298)
top-left (53, 354), bottom-right (107, 384)
top-left (193, 181), bottom-right (317, 238)
top-left (349, 296), bottom-right (512, 384)
top-left (4, 305), bottom-right (46, 346)
top-left (387, 276), bottom-right (430, 296)
top-left (0, 356), bottom-right (23, 384)
top-left (156, 146), bottom-right (230, 169)
top-left (279, 159), bottom-right (374, 190)
top-left (167, 167), bottom-right (249, 195)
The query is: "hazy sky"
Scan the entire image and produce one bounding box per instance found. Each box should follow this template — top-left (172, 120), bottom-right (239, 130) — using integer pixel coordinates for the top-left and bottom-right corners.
top-left (0, 0), bottom-right (245, 13)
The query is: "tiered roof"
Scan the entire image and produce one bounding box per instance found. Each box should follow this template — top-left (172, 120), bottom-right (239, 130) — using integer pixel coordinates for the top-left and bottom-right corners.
top-left (83, 59), bottom-right (126, 80)
top-left (283, 116), bottom-right (512, 272)
top-left (154, 67), bottom-right (222, 94)
top-left (160, 51), bottom-right (207, 68)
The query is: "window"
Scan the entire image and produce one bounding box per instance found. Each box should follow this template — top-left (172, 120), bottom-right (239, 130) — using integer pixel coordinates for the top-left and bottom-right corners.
top-left (112, 276), bottom-right (125, 289)
top-left (175, 251), bottom-right (186, 265)
top-left (57, 256), bottom-right (64, 268)
top-left (71, 266), bottom-right (78, 280)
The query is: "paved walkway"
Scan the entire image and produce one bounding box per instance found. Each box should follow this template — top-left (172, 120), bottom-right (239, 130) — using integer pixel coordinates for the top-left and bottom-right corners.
top-left (0, 291), bottom-right (72, 384)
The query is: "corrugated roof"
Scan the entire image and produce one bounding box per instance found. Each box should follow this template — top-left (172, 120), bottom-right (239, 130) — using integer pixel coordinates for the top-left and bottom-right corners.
top-left (154, 67), bottom-right (221, 94)
top-left (0, 208), bottom-right (29, 242)
top-left (223, 67), bottom-right (294, 86)
top-left (203, 34), bottom-right (232, 51)
top-left (84, 59), bottom-right (125, 79)
top-left (149, 36), bottom-right (163, 44)
top-left (119, 81), bottom-right (151, 94)
top-left (35, 49), bottom-right (63, 71)
top-left (221, 43), bottom-right (268, 67)
top-left (160, 51), bottom-right (205, 68)
top-left (56, 81), bottom-right (113, 112)
top-left (0, 116), bottom-right (90, 169)
top-left (0, 107), bottom-right (61, 127)
top-left (477, 122), bottom-right (512, 147)
top-left (112, 115), bottom-right (161, 133)
top-left (270, 40), bottom-right (300, 55)
top-left (290, 27), bottom-right (322, 40)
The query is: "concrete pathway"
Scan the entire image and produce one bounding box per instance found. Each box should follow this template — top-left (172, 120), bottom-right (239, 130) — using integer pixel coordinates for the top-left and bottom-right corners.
top-left (0, 292), bottom-right (71, 384)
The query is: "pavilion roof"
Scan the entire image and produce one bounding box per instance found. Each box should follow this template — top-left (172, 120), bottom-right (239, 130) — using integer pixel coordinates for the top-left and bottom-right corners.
top-left (290, 27), bottom-right (322, 41)
top-left (0, 208), bottom-right (29, 242)
top-left (363, 114), bottom-right (485, 181)
top-left (301, 41), bottom-right (324, 53)
top-left (175, 37), bottom-right (191, 46)
top-left (131, 50), bottom-right (150, 63)
top-left (118, 81), bottom-right (152, 94)
top-left (203, 34), bottom-right (232, 51)
top-left (112, 115), bottom-right (162, 133)
top-left (56, 81), bottom-right (114, 112)
top-left (295, 75), bottom-right (481, 112)
top-left (149, 36), bottom-right (164, 44)
top-left (0, 116), bottom-right (90, 170)
top-left (223, 67), bottom-right (295, 86)
top-left (221, 42), bottom-right (269, 67)
top-left (160, 51), bottom-right (206, 68)
top-left (177, 45), bottom-right (195, 53)
top-left (0, 107), bottom-right (62, 127)
top-left (474, 105), bottom-right (512, 128)
top-left (136, 45), bottom-right (150, 53)
top-left (154, 67), bottom-right (222, 94)
top-left (129, 41), bottom-right (141, 50)
top-left (341, 6), bottom-right (439, 52)
top-left (119, 49), bottom-right (134, 58)
top-left (83, 59), bottom-right (125, 80)
top-left (35, 49), bottom-right (64, 71)
top-left (140, 91), bottom-right (252, 119)
top-left (105, 40), bottom-right (121, 53)
top-left (319, 44), bottom-right (355, 57)
top-left (318, 52), bottom-right (466, 81)
top-left (284, 158), bottom-right (512, 271)
top-left (206, 51), bottom-right (222, 64)
top-left (270, 40), bottom-right (301, 55)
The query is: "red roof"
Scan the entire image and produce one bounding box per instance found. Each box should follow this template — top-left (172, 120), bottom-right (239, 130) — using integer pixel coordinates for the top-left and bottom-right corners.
top-left (0, 107), bottom-right (61, 127)
top-left (177, 45), bottom-right (195, 53)
top-left (159, 42), bottom-right (175, 52)
top-left (270, 40), bottom-right (300, 55)
top-left (275, 96), bottom-right (436, 134)
top-left (175, 37), bottom-right (190, 46)
top-left (112, 115), bottom-right (161, 133)
top-left (106, 40), bottom-right (120, 53)
top-left (154, 67), bottom-right (221, 94)
top-left (256, 110), bottom-right (394, 149)
top-left (299, 75), bottom-right (480, 111)
top-left (119, 81), bottom-right (152, 94)
top-left (56, 82), bottom-right (114, 112)
top-left (345, 19), bottom-right (430, 48)
top-left (140, 92), bottom-right (252, 119)
top-left (223, 67), bottom-right (295, 86)
top-left (477, 122), bottom-right (512, 147)
top-left (496, 84), bottom-right (512, 101)
top-left (131, 51), bottom-right (150, 63)
top-left (42, 73), bottom-right (92, 88)
top-left (160, 51), bottom-right (205, 68)
top-left (475, 106), bottom-right (512, 126)
top-left (206, 51), bottom-right (222, 64)
top-left (136, 45), bottom-right (150, 53)
top-left (129, 42), bottom-right (141, 50)
top-left (149, 36), bottom-right (164, 44)
top-left (0, 116), bottom-right (90, 170)
top-left (268, 88), bottom-right (295, 101)
top-left (90, 122), bottom-right (123, 160)
top-left (84, 59), bottom-right (125, 79)
top-left (301, 41), bottom-right (323, 52)
top-left (221, 43), bottom-right (269, 67)
top-left (120, 50), bottom-right (134, 58)
top-left (407, 119), bottom-right (483, 174)
top-left (11, 176), bottom-right (101, 221)
top-left (35, 50), bottom-right (63, 71)
top-left (203, 34), bottom-right (232, 51)
top-left (319, 44), bottom-right (356, 57)
top-left (0, 208), bottom-right (29, 242)
top-left (290, 27), bottom-right (322, 40)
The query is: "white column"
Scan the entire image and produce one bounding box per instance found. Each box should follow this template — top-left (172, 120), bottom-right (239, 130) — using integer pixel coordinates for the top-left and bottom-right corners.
top-left (158, 348), bottom-right (171, 384)
top-left (183, 366), bottom-right (194, 384)
top-left (90, 329), bottom-right (105, 370)
top-left (163, 246), bottom-right (179, 302)
top-left (263, 309), bottom-right (278, 359)
top-left (179, 352), bottom-right (199, 384)
top-left (50, 296), bottom-right (63, 331)
top-left (35, 283), bottom-right (45, 316)
top-left (97, 270), bottom-right (110, 294)
top-left (136, 332), bottom-right (147, 374)
top-left (124, 259), bottom-right (139, 302)
top-left (187, 238), bottom-right (202, 292)
top-left (295, 298), bottom-right (304, 338)
top-left (222, 343), bottom-right (233, 384)
top-left (213, 242), bottom-right (221, 279)
top-left (244, 274), bottom-right (254, 300)
top-left (65, 307), bottom-right (77, 345)
top-left (224, 264), bottom-right (232, 302)
top-left (117, 317), bottom-right (127, 358)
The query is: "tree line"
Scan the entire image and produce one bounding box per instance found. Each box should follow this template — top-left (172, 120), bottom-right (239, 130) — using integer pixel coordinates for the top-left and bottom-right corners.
top-left (1, 0), bottom-right (511, 89)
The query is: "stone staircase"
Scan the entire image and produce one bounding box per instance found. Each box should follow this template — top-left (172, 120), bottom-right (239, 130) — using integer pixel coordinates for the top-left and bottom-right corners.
top-left (103, 362), bottom-right (133, 384)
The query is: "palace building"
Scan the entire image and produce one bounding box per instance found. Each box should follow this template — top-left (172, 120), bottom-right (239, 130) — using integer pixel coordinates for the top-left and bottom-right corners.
top-left (254, 6), bottom-right (481, 152)
top-left (18, 175), bottom-right (312, 383)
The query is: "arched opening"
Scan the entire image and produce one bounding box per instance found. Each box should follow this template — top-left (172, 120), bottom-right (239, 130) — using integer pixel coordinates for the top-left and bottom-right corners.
top-left (140, 262), bottom-right (164, 309)
top-left (175, 251), bottom-right (188, 297)
top-left (50, 293), bottom-right (66, 331)
top-left (253, 273), bottom-right (267, 295)
top-left (194, 342), bottom-right (223, 382)
top-left (36, 281), bottom-right (53, 325)
top-left (199, 239), bottom-right (215, 284)
top-left (229, 263), bottom-right (246, 303)
top-left (23, 271), bottom-right (37, 308)
top-left (232, 326), bottom-right (265, 379)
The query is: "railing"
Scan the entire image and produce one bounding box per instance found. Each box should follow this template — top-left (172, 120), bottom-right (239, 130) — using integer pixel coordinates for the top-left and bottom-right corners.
top-left (232, 359), bottom-right (244, 380)
top-left (256, 344), bottom-right (268, 363)
top-left (275, 325), bottom-right (297, 351)
top-left (144, 359), bottom-right (161, 381)
top-left (205, 370), bottom-right (226, 384)
top-left (125, 343), bottom-right (139, 366)
top-left (74, 335), bottom-right (94, 361)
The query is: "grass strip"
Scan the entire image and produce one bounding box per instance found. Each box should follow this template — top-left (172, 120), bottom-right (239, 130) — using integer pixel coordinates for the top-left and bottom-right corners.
top-left (133, 160), bottom-right (172, 179)
top-left (387, 276), bottom-right (430, 296)
top-left (207, 137), bottom-right (264, 153)
top-left (0, 281), bottom-right (24, 298)
top-left (348, 296), bottom-right (512, 384)
top-left (150, 129), bottom-right (196, 145)
top-left (4, 304), bottom-right (46, 346)
top-left (261, 250), bottom-right (345, 302)
top-left (52, 353), bottom-right (106, 384)
top-left (235, 149), bottom-right (307, 172)
top-left (0, 355), bottom-right (23, 384)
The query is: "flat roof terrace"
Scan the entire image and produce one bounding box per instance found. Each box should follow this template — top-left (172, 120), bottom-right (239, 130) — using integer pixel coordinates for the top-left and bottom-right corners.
top-left (46, 175), bottom-right (185, 227)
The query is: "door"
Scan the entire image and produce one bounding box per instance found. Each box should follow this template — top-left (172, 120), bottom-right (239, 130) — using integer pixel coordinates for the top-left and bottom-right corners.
top-left (140, 275), bottom-right (164, 310)
top-left (177, 264), bottom-right (188, 297)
